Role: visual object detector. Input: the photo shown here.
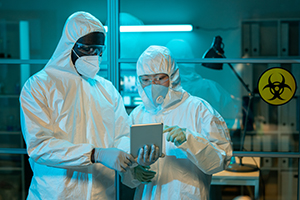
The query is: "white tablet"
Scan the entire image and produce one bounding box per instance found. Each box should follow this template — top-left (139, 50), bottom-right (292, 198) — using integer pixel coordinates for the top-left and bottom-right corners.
top-left (130, 122), bottom-right (163, 157)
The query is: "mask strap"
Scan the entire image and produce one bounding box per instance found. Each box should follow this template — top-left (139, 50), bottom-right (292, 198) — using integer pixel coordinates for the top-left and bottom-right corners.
top-left (72, 49), bottom-right (80, 59)
top-left (72, 49), bottom-right (82, 76)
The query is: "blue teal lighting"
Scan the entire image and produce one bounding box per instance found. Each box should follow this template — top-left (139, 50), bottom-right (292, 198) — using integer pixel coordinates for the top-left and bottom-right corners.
top-left (104, 25), bottom-right (193, 32)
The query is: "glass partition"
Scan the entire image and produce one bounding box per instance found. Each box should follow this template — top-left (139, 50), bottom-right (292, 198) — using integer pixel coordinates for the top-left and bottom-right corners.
top-left (118, 1), bottom-right (300, 199)
top-left (1, 0), bottom-right (300, 199)
top-left (120, 59), bottom-right (300, 200)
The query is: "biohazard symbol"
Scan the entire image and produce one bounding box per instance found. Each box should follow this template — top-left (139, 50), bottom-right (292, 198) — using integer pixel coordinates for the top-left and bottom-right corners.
top-left (258, 67), bottom-right (297, 106)
top-left (263, 74), bottom-right (291, 100)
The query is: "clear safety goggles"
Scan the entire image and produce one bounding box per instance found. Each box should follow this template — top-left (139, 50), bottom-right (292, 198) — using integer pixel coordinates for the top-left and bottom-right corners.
top-left (139, 74), bottom-right (169, 86)
top-left (76, 43), bottom-right (106, 56)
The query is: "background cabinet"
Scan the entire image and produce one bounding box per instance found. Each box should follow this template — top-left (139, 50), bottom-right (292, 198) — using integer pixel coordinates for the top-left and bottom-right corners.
top-left (242, 19), bottom-right (300, 58)
top-left (241, 19), bottom-right (300, 200)
top-left (0, 80), bottom-right (26, 200)
top-left (0, 20), bottom-right (31, 200)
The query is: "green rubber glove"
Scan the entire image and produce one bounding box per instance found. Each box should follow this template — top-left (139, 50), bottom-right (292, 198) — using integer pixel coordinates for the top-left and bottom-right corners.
top-left (134, 165), bottom-right (156, 183)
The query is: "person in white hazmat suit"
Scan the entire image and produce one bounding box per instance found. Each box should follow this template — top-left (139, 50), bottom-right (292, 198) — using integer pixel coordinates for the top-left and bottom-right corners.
top-left (129, 45), bottom-right (233, 200)
top-left (20, 11), bottom-right (158, 200)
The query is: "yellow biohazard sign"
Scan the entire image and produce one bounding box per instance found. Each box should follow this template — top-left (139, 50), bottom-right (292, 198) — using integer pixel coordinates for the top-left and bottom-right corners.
top-left (258, 67), bottom-right (297, 106)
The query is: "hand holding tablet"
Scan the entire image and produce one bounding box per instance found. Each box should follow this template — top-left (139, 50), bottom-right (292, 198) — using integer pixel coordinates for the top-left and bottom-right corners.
top-left (135, 144), bottom-right (159, 166)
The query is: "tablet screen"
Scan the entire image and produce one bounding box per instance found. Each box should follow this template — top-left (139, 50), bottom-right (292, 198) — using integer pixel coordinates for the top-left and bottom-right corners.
top-left (130, 122), bottom-right (163, 157)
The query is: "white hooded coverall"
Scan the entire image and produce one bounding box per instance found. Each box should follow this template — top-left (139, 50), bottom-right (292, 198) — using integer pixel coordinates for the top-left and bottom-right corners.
top-left (20, 11), bottom-right (132, 199)
top-left (130, 45), bottom-right (233, 200)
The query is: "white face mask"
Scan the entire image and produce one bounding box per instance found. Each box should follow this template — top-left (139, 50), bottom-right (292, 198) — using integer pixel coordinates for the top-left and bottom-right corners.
top-left (74, 50), bottom-right (102, 79)
top-left (144, 84), bottom-right (169, 107)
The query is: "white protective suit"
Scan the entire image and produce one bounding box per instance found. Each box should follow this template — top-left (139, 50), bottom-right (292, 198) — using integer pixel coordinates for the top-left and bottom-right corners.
top-left (20, 12), bottom-right (133, 200)
top-left (129, 45), bottom-right (233, 200)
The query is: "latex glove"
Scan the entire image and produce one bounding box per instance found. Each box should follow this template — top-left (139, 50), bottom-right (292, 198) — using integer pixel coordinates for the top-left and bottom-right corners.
top-left (135, 144), bottom-right (160, 167)
top-left (134, 165), bottom-right (156, 183)
top-left (164, 125), bottom-right (187, 146)
top-left (93, 148), bottom-right (135, 173)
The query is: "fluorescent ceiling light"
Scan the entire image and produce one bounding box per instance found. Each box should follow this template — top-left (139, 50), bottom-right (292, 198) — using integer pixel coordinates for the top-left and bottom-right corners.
top-left (103, 25), bottom-right (193, 32)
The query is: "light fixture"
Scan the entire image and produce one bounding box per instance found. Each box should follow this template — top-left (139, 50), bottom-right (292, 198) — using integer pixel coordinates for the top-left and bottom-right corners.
top-left (202, 36), bottom-right (259, 172)
top-left (103, 25), bottom-right (193, 32)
